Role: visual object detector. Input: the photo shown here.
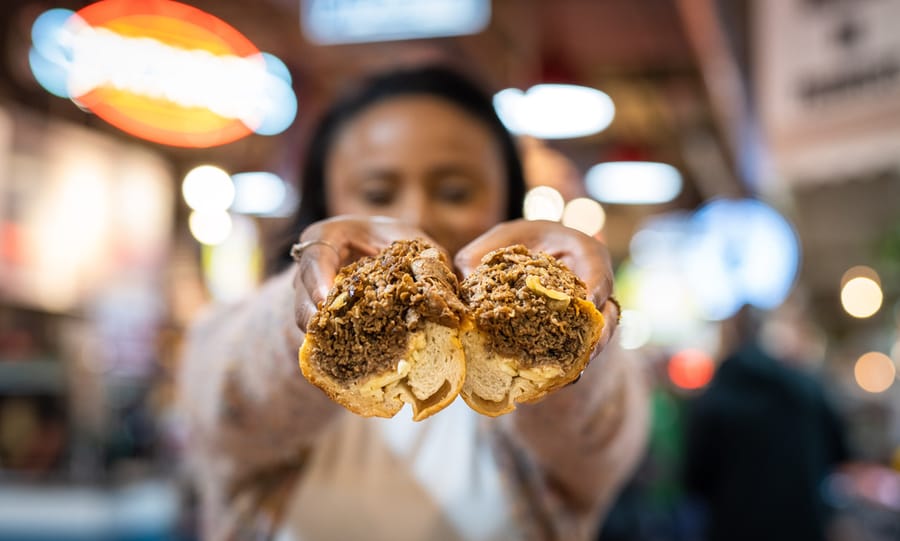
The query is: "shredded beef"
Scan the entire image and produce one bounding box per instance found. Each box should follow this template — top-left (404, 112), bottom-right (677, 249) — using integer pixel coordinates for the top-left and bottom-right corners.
top-left (307, 239), bottom-right (465, 384)
top-left (460, 245), bottom-right (594, 370)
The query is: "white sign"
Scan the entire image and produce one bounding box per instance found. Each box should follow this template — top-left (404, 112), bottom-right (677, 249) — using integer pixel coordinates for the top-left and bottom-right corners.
top-left (301, 0), bottom-right (490, 45)
top-left (756, 0), bottom-right (900, 184)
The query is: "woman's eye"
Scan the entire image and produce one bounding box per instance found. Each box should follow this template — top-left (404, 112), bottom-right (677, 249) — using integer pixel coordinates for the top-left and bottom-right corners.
top-left (435, 183), bottom-right (474, 204)
top-left (361, 188), bottom-right (394, 206)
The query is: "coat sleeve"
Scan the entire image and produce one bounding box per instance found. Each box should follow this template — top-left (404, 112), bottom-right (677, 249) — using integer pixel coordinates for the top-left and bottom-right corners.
top-left (500, 344), bottom-right (651, 540)
top-left (175, 268), bottom-right (342, 539)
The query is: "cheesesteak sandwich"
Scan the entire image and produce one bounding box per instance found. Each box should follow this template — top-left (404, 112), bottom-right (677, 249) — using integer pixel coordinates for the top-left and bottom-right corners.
top-left (459, 245), bottom-right (605, 416)
top-left (299, 239), bottom-right (467, 421)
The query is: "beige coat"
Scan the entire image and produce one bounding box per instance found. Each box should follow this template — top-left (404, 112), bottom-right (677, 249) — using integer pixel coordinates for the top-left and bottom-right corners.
top-left (177, 270), bottom-right (649, 541)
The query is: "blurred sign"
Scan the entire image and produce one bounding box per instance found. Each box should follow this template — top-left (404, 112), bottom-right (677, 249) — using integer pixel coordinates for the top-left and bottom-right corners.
top-left (756, 0), bottom-right (900, 183)
top-left (301, 0), bottom-right (490, 44)
top-left (29, 1), bottom-right (297, 148)
top-left (624, 199), bottom-right (799, 329)
top-left (0, 106), bottom-right (174, 312)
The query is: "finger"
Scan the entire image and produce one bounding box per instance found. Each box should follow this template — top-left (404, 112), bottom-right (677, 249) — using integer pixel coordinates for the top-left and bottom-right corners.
top-left (317, 215), bottom-right (440, 258)
top-left (587, 266), bottom-right (615, 311)
top-left (455, 220), bottom-right (579, 272)
top-left (297, 244), bottom-right (340, 307)
top-left (296, 220), bottom-right (388, 304)
top-left (598, 295), bottom-right (620, 351)
top-left (453, 221), bottom-right (523, 276)
top-left (456, 220), bottom-right (612, 287)
top-left (366, 216), bottom-right (450, 261)
top-left (295, 216), bottom-right (441, 319)
top-left (293, 271), bottom-right (318, 332)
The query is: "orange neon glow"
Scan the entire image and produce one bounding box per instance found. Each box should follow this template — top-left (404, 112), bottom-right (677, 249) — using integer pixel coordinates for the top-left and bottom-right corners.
top-left (667, 349), bottom-right (715, 390)
top-left (72, 0), bottom-right (262, 147)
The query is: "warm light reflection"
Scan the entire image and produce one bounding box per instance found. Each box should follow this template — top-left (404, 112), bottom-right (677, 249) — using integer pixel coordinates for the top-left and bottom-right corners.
top-left (30, 162), bottom-right (111, 310)
top-left (523, 186), bottom-right (564, 222)
top-left (115, 161), bottom-right (175, 259)
top-left (494, 84), bottom-right (614, 139)
top-left (183, 165), bottom-right (234, 212)
top-left (841, 276), bottom-right (883, 318)
top-left (668, 349), bottom-right (715, 390)
top-left (562, 197), bottom-right (605, 236)
top-left (841, 265), bottom-right (881, 286)
top-left (189, 210), bottom-right (232, 245)
top-left (585, 161), bottom-right (682, 204)
top-left (618, 310), bottom-right (652, 350)
top-left (854, 352), bottom-right (895, 393)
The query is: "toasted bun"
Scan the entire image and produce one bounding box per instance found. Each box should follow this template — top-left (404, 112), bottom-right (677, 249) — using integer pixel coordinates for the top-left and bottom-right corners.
top-left (298, 240), bottom-right (467, 421)
top-left (299, 321), bottom-right (465, 421)
top-left (459, 246), bottom-right (605, 416)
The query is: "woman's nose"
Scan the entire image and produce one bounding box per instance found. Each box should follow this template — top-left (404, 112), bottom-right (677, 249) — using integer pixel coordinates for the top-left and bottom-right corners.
top-left (397, 188), bottom-right (429, 228)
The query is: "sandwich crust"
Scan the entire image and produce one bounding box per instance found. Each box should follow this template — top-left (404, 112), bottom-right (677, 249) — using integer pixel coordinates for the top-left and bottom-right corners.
top-left (459, 245), bottom-right (605, 416)
top-left (299, 239), bottom-right (467, 421)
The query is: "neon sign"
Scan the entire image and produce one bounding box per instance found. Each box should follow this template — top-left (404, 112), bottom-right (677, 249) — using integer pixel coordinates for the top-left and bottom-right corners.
top-left (29, 0), bottom-right (296, 148)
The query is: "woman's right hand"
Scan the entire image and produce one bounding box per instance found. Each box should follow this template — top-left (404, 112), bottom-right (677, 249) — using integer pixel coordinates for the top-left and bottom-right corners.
top-left (291, 215), bottom-right (436, 333)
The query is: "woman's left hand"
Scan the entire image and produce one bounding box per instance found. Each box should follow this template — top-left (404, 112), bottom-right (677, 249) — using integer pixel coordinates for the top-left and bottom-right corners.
top-left (454, 219), bottom-right (619, 353)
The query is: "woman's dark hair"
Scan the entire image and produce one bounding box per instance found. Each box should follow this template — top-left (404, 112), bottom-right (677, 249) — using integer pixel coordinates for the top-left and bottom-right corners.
top-left (273, 64), bottom-right (526, 271)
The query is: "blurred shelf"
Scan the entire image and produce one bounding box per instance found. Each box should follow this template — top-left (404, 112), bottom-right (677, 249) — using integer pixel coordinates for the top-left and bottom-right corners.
top-left (0, 359), bottom-right (65, 394)
top-left (0, 480), bottom-right (181, 541)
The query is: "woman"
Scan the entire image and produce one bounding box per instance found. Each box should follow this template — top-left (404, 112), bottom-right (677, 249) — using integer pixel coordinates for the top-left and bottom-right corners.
top-left (178, 65), bottom-right (649, 541)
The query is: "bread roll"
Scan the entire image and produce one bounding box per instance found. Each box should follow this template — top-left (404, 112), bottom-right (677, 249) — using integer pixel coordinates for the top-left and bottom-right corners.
top-left (459, 245), bottom-right (605, 416)
top-left (299, 239), bottom-right (466, 421)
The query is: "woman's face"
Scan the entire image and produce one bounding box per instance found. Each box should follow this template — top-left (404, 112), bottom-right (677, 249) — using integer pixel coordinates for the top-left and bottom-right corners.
top-left (325, 96), bottom-right (508, 256)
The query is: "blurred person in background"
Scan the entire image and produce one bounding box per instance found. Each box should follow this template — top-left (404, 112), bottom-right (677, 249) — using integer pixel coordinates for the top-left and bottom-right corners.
top-left (176, 64), bottom-right (649, 541)
top-left (682, 306), bottom-right (850, 541)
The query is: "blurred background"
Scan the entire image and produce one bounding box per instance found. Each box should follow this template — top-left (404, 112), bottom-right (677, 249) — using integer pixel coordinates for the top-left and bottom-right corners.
top-left (0, 0), bottom-right (899, 540)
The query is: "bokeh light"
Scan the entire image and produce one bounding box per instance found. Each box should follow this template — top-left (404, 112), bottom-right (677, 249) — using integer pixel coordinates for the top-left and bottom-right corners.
top-left (494, 84), bottom-right (614, 139)
top-left (561, 197), bottom-right (605, 236)
top-left (202, 215), bottom-right (261, 302)
top-left (302, 0), bottom-right (491, 45)
top-left (619, 259), bottom-right (707, 347)
top-left (189, 210), bottom-right (232, 246)
top-left (684, 198), bottom-right (800, 320)
top-left (841, 277), bottom-right (883, 319)
top-left (230, 172), bottom-right (287, 216)
top-left (668, 349), bottom-right (715, 390)
top-left (628, 213), bottom-right (692, 269)
top-left (28, 9), bottom-right (79, 98)
top-left (585, 161), bottom-right (682, 204)
top-left (523, 186), bottom-right (564, 221)
top-left (840, 266), bottom-right (883, 318)
top-left (618, 309), bottom-right (652, 350)
top-left (854, 352), bottom-right (895, 394)
top-left (182, 166), bottom-right (234, 212)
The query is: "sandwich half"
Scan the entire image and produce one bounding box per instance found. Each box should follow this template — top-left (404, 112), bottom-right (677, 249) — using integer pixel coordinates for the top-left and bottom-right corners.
top-left (299, 239), bottom-right (467, 421)
top-left (459, 245), bottom-right (605, 416)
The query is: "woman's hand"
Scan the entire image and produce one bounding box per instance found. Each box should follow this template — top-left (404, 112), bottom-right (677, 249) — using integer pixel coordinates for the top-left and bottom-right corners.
top-left (291, 215), bottom-right (437, 332)
top-left (454, 219), bottom-right (619, 352)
